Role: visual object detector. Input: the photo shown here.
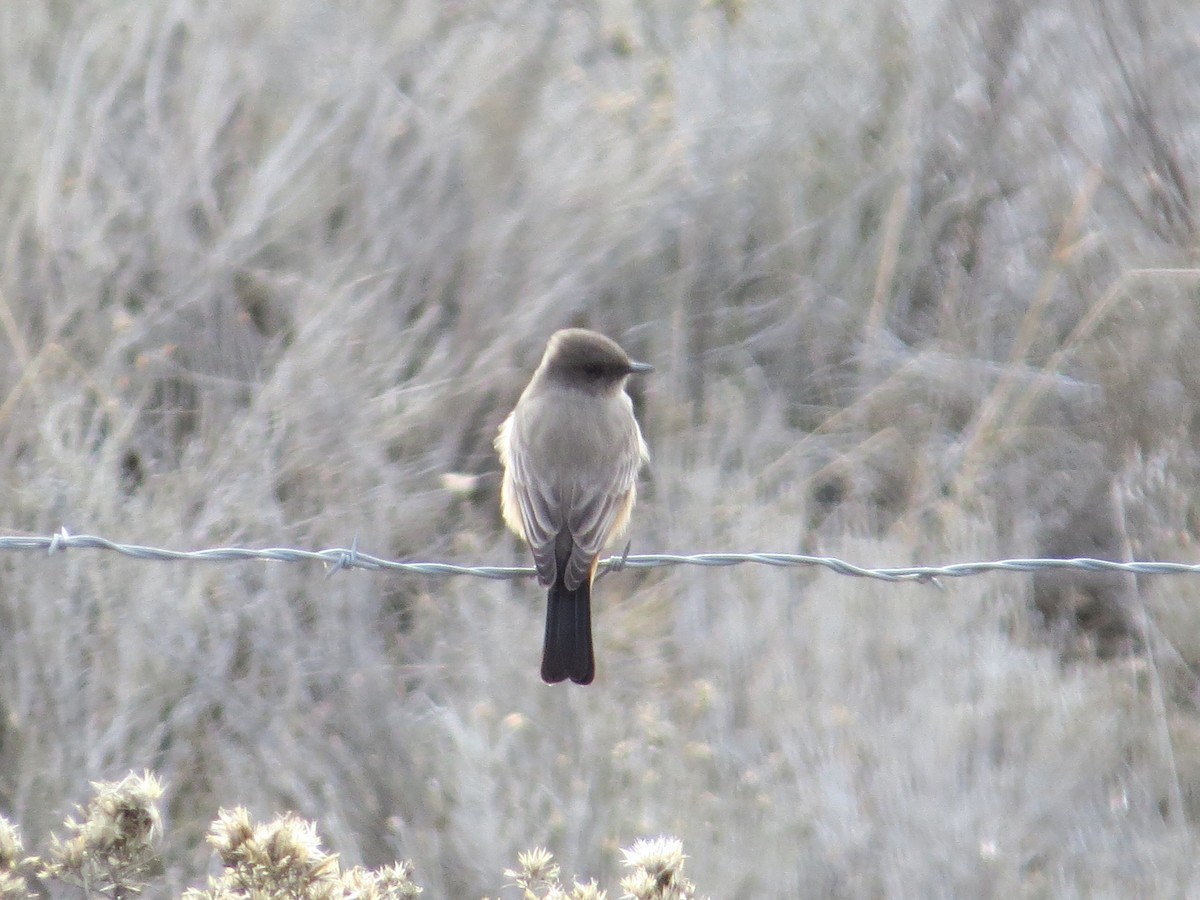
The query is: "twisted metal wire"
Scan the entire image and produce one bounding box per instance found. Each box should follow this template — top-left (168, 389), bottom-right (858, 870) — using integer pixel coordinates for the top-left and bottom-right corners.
top-left (5, 528), bottom-right (1199, 584)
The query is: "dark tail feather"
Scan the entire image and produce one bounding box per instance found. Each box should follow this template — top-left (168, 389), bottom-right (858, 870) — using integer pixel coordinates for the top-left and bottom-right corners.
top-left (541, 575), bottom-right (594, 685)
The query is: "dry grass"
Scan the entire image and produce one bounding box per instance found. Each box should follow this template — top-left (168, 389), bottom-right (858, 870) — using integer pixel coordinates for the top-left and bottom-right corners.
top-left (1, 0), bottom-right (1200, 896)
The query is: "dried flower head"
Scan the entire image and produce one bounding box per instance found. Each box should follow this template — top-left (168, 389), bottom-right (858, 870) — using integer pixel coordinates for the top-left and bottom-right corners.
top-left (504, 847), bottom-right (572, 899)
top-left (341, 861), bottom-right (422, 899)
top-left (619, 837), bottom-right (701, 900)
top-left (204, 809), bottom-right (340, 900)
top-left (569, 879), bottom-right (607, 900)
top-left (0, 818), bottom-right (33, 900)
top-left (44, 771), bottom-right (164, 896)
top-left (207, 807), bottom-right (256, 867)
top-left (0, 819), bottom-right (23, 872)
top-left (188, 808), bottom-right (422, 900)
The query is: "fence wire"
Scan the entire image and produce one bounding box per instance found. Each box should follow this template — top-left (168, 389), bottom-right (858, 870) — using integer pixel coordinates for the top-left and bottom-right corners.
top-left (3, 528), bottom-right (1199, 584)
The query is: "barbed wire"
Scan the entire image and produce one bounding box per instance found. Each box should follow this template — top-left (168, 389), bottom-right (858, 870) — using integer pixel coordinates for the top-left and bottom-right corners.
top-left (4, 528), bottom-right (1199, 585)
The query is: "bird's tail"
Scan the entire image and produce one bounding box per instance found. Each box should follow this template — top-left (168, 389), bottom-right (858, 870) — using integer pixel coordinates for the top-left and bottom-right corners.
top-left (541, 573), bottom-right (594, 685)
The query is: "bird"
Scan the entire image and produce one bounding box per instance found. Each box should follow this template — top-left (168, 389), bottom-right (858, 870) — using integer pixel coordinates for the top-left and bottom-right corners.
top-left (495, 328), bottom-right (652, 684)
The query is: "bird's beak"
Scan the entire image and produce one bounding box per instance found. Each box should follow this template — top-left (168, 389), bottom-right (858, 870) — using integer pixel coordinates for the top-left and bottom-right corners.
top-left (627, 360), bottom-right (654, 375)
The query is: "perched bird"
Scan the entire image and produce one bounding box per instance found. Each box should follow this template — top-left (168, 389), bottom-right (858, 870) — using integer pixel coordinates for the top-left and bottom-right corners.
top-left (496, 329), bottom-right (652, 684)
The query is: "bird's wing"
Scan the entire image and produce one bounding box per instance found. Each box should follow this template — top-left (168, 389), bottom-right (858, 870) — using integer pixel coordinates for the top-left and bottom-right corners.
top-left (562, 434), bottom-right (643, 590)
top-left (499, 411), bottom-right (562, 586)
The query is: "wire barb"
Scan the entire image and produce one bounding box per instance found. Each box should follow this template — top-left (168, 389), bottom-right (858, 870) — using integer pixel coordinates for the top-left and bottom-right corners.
top-left (325, 534), bottom-right (360, 578)
top-left (1, 531), bottom-right (1199, 583)
top-left (596, 540), bottom-right (634, 583)
top-left (47, 526), bottom-right (71, 555)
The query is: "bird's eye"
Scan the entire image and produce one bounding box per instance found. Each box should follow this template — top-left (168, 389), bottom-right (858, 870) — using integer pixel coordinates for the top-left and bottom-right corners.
top-left (583, 363), bottom-right (607, 378)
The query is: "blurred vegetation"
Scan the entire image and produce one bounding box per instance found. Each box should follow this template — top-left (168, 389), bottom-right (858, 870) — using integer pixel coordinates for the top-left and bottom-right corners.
top-left (1, 0), bottom-right (1200, 896)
